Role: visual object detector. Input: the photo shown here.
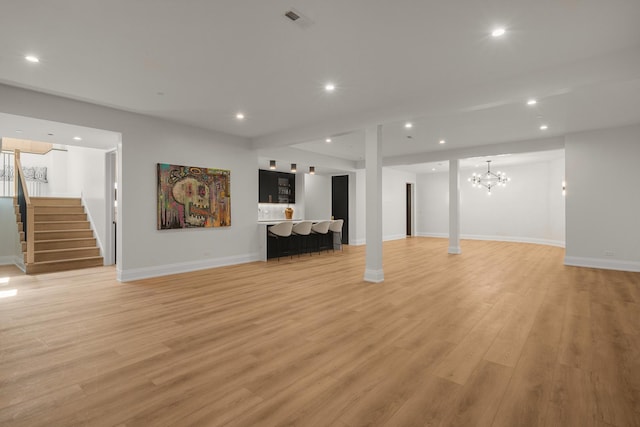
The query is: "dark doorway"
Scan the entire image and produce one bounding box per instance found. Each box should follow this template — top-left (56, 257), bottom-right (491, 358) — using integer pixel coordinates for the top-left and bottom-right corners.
top-left (406, 183), bottom-right (413, 236)
top-left (331, 175), bottom-right (349, 244)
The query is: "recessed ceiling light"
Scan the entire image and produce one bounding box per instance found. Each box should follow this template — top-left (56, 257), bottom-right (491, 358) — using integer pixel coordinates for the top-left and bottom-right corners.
top-left (439, 139), bottom-right (446, 144)
top-left (325, 138), bottom-right (332, 143)
top-left (25, 55), bottom-right (40, 63)
top-left (404, 122), bottom-right (413, 129)
top-left (491, 27), bottom-right (506, 37)
top-left (324, 83), bottom-right (336, 92)
top-left (236, 112), bottom-right (245, 120)
top-left (527, 99), bottom-right (537, 105)
top-left (540, 124), bottom-right (548, 130)
top-left (432, 168), bottom-right (436, 171)
top-left (73, 136), bottom-right (82, 141)
top-left (15, 130), bottom-right (23, 133)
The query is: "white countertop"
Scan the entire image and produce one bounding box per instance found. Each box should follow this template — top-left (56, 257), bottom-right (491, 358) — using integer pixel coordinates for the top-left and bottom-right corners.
top-left (257, 219), bottom-right (328, 225)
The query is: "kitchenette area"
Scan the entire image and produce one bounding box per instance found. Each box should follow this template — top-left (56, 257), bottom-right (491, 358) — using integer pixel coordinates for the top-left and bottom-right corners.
top-left (257, 167), bottom-right (347, 260)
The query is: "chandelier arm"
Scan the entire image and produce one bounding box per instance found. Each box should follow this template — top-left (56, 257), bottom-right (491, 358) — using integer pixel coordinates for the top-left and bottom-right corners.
top-left (469, 160), bottom-right (508, 192)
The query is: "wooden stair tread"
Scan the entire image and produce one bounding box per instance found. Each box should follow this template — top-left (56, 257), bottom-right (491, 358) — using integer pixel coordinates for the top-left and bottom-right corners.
top-left (36, 238), bottom-right (96, 243)
top-left (34, 230), bottom-right (94, 240)
top-left (33, 247), bottom-right (100, 254)
top-left (35, 231), bottom-right (93, 236)
top-left (31, 197), bottom-right (81, 201)
top-left (25, 256), bottom-right (104, 274)
top-left (34, 220), bottom-right (88, 224)
top-left (29, 198), bottom-right (82, 207)
top-left (35, 230), bottom-right (92, 234)
top-left (28, 255), bottom-right (103, 265)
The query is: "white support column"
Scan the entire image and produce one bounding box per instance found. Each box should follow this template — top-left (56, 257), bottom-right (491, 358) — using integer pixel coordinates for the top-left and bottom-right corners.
top-left (449, 159), bottom-right (461, 254)
top-left (364, 125), bottom-right (384, 283)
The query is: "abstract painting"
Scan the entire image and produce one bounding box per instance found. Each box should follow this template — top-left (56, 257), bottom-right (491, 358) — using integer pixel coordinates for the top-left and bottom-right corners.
top-left (157, 163), bottom-right (231, 229)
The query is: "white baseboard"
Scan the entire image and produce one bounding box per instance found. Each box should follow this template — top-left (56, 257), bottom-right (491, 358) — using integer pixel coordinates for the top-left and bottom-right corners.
top-left (417, 232), bottom-right (448, 238)
top-left (564, 256), bottom-right (640, 272)
top-left (462, 234), bottom-right (565, 248)
top-left (364, 268), bottom-right (384, 283)
top-left (117, 252), bottom-right (262, 282)
top-left (0, 256), bottom-right (25, 272)
top-left (0, 256), bottom-right (15, 265)
top-left (14, 256), bottom-right (25, 272)
top-left (350, 234), bottom-right (407, 246)
top-left (416, 232), bottom-right (565, 248)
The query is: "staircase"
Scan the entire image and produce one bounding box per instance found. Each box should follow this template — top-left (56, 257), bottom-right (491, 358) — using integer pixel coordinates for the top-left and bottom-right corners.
top-left (15, 197), bottom-right (104, 274)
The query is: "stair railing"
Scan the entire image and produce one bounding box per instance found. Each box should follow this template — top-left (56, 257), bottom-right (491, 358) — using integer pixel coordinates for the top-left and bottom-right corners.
top-left (14, 150), bottom-right (35, 264)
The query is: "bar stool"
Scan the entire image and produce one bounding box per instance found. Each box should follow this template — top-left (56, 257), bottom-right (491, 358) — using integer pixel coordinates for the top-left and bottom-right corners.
top-left (292, 221), bottom-right (313, 257)
top-left (311, 221), bottom-right (331, 254)
top-left (329, 219), bottom-right (344, 252)
top-left (267, 221), bottom-right (293, 260)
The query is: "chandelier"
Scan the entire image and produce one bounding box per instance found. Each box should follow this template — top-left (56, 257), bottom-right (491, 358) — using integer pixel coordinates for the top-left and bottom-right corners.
top-left (469, 160), bottom-right (509, 195)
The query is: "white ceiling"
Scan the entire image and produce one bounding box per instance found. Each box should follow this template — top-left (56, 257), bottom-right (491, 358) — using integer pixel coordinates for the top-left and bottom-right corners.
top-left (391, 149), bottom-right (565, 175)
top-left (0, 113), bottom-right (120, 151)
top-left (1, 1), bottom-right (640, 166)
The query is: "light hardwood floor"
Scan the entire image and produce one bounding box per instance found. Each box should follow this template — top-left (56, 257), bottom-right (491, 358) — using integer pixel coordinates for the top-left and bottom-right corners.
top-left (1, 238), bottom-right (639, 426)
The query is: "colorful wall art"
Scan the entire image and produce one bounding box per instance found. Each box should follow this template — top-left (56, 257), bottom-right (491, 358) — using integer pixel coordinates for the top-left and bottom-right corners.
top-left (157, 163), bottom-right (231, 229)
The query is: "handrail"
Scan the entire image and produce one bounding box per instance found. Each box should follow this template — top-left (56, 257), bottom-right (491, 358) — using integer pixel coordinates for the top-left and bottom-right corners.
top-left (14, 155), bottom-right (31, 206)
top-left (14, 150), bottom-right (34, 264)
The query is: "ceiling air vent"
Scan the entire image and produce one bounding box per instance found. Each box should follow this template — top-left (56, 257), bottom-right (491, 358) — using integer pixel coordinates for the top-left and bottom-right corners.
top-left (284, 10), bottom-right (300, 21)
top-left (283, 8), bottom-right (314, 29)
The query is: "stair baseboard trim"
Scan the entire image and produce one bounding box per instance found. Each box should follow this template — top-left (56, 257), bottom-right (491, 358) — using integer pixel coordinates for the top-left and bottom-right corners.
top-left (564, 256), bottom-right (640, 273)
top-left (117, 252), bottom-right (262, 282)
top-left (80, 194), bottom-right (105, 258)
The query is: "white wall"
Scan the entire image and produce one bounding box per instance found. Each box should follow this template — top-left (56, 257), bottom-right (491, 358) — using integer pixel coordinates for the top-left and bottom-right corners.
top-left (347, 171), bottom-right (357, 245)
top-left (354, 169), bottom-right (366, 245)
top-left (0, 198), bottom-right (21, 265)
top-left (416, 158), bottom-right (565, 247)
top-left (0, 84), bottom-right (260, 281)
top-left (416, 171), bottom-right (449, 237)
top-left (65, 146), bottom-right (108, 253)
top-left (383, 168), bottom-right (416, 241)
top-left (548, 157), bottom-right (566, 243)
top-left (304, 173), bottom-right (331, 220)
top-left (353, 167), bottom-right (417, 245)
top-left (565, 124), bottom-right (640, 271)
top-left (47, 150), bottom-right (69, 196)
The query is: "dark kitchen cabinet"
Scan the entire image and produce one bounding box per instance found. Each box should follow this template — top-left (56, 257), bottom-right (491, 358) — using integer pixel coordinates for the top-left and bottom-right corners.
top-left (259, 169), bottom-right (295, 204)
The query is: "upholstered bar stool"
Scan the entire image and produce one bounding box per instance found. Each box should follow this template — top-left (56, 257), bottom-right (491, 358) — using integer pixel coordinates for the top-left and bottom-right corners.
top-left (267, 221), bottom-right (293, 260)
top-left (310, 220), bottom-right (331, 254)
top-left (329, 219), bottom-right (344, 252)
top-left (292, 221), bottom-right (313, 257)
